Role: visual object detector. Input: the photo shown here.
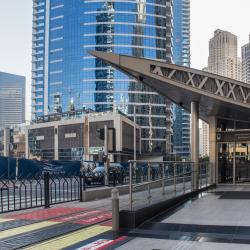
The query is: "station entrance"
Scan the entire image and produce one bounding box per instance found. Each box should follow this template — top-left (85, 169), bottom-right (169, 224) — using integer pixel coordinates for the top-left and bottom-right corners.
top-left (90, 50), bottom-right (250, 188)
top-left (217, 119), bottom-right (250, 184)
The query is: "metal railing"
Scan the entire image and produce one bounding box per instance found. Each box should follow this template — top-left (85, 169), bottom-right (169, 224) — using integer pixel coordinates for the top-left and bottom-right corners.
top-left (0, 161), bottom-right (211, 213)
top-left (0, 173), bottom-right (83, 213)
top-left (0, 166), bottom-right (129, 213)
top-left (128, 161), bottom-right (211, 211)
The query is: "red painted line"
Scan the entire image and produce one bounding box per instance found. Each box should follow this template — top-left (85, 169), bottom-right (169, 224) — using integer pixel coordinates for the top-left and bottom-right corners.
top-left (8, 207), bottom-right (86, 220)
top-left (97, 236), bottom-right (127, 250)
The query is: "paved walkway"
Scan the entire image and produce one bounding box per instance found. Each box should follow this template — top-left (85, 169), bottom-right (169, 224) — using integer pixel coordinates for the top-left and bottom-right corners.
top-left (2, 185), bottom-right (250, 249)
top-left (0, 186), bottom-right (136, 250)
top-left (118, 185), bottom-right (250, 249)
top-left (0, 206), bottom-right (114, 249)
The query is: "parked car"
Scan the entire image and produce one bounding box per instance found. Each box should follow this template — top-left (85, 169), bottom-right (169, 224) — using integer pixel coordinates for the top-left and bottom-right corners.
top-left (81, 161), bottom-right (97, 172)
top-left (85, 166), bottom-right (105, 185)
top-left (85, 163), bottom-right (126, 185)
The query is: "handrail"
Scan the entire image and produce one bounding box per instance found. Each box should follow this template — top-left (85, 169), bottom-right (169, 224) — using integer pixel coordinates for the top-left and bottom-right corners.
top-left (128, 160), bottom-right (194, 164)
top-left (133, 171), bottom-right (193, 189)
top-left (128, 161), bottom-right (211, 211)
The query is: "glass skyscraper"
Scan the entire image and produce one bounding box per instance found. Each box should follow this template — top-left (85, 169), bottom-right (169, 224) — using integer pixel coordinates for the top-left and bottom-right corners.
top-left (172, 0), bottom-right (190, 158)
top-left (0, 72), bottom-right (25, 128)
top-left (32, 0), bottom-right (85, 117)
top-left (32, 0), bottom-right (173, 155)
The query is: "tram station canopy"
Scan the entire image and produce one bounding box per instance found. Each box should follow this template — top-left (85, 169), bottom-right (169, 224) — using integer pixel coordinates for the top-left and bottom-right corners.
top-left (90, 51), bottom-right (250, 123)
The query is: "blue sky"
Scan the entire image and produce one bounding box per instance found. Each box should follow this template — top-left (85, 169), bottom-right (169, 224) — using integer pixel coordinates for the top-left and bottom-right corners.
top-left (1, 0), bottom-right (250, 121)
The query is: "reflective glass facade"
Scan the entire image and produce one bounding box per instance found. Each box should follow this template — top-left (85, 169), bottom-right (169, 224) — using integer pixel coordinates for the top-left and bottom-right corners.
top-left (32, 0), bottom-right (85, 117)
top-left (0, 72), bottom-right (25, 128)
top-left (32, 0), bottom-right (173, 154)
top-left (172, 0), bottom-right (190, 158)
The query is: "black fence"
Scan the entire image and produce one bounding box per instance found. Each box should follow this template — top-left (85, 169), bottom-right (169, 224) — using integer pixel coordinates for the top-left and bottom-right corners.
top-left (0, 173), bottom-right (83, 213)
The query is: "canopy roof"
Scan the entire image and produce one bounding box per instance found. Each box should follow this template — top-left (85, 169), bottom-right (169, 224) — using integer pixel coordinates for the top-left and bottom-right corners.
top-left (90, 51), bottom-right (250, 123)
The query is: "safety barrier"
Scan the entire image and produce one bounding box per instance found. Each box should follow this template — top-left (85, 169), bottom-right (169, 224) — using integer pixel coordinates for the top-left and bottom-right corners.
top-left (0, 173), bottom-right (82, 213)
top-left (128, 161), bottom-right (211, 211)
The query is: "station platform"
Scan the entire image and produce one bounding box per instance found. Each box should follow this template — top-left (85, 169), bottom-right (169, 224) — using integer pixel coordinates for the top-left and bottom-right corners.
top-left (117, 185), bottom-right (250, 249)
top-left (1, 185), bottom-right (250, 249)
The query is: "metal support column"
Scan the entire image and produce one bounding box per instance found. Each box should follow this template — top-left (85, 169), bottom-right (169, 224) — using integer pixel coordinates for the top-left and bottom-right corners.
top-left (233, 142), bottom-right (236, 184)
top-left (191, 101), bottom-right (199, 190)
top-left (208, 116), bottom-right (217, 185)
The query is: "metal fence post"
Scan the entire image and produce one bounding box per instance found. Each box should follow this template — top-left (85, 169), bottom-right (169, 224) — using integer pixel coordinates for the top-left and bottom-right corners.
top-left (79, 172), bottom-right (84, 202)
top-left (44, 172), bottom-right (50, 208)
top-left (129, 162), bottom-right (133, 211)
top-left (174, 163), bottom-right (176, 193)
top-left (206, 163), bottom-right (208, 187)
top-left (113, 170), bottom-right (116, 187)
top-left (199, 163), bottom-right (201, 189)
top-left (183, 164), bottom-right (185, 193)
top-left (104, 160), bottom-right (109, 186)
top-left (147, 162), bottom-right (151, 205)
top-left (162, 164), bottom-right (165, 195)
top-left (111, 188), bottom-right (119, 231)
top-left (191, 163), bottom-right (195, 191)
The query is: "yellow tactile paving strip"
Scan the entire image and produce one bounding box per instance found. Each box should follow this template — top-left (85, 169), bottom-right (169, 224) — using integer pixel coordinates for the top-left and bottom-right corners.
top-left (26, 225), bottom-right (111, 250)
top-left (0, 220), bottom-right (60, 240)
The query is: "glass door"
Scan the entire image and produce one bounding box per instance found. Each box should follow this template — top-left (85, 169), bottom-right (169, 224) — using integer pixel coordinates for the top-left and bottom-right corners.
top-left (235, 143), bottom-right (250, 183)
top-left (218, 143), bottom-right (234, 184)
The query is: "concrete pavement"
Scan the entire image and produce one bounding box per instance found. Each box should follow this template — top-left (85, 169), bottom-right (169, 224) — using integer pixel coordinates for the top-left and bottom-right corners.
top-left (2, 184), bottom-right (250, 249)
top-left (117, 185), bottom-right (250, 249)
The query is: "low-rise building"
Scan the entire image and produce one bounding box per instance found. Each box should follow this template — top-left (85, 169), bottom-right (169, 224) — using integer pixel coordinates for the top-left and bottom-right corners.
top-left (26, 112), bottom-right (141, 162)
top-left (0, 128), bottom-right (11, 157)
top-left (0, 125), bottom-right (26, 158)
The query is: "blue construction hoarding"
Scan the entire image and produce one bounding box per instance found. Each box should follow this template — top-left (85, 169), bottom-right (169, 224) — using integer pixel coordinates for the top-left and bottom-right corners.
top-left (0, 157), bottom-right (81, 178)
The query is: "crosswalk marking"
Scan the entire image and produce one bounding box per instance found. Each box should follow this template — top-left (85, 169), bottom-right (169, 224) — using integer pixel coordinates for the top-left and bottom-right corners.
top-left (26, 225), bottom-right (111, 250)
top-left (0, 220), bottom-right (60, 240)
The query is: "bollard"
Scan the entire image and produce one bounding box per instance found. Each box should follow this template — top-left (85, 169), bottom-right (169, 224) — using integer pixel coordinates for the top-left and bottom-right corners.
top-left (111, 188), bottom-right (119, 231)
